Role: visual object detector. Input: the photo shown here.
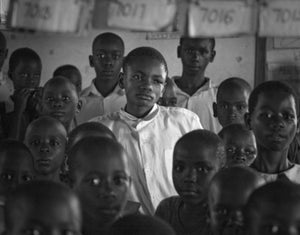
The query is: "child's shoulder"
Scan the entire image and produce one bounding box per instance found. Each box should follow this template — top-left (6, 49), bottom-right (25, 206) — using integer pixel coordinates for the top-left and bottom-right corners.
top-left (155, 196), bottom-right (181, 218)
top-left (159, 106), bottom-right (200, 123)
top-left (89, 111), bottom-right (121, 124)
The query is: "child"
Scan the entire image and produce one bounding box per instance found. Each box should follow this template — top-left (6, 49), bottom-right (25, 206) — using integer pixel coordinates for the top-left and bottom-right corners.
top-left (208, 166), bottom-right (262, 235)
top-left (53, 64), bottom-right (82, 93)
top-left (172, 36), bottom-right (220, 132)
top-left (24, 116), bottom-right (67, 182)
top-left (40, 76), bottom-right (81, 132)
top-left (155, 129), bottom-right (225, 235)
top-left (68, 136), bottom-right (131, 235)
top-left (219, 123), bottom-right (257, 167)
top-left (77, 32), bottom-right (126, 124)
top-left (3, 47), bottom-right (42, 140)
top-left (213, 77), bottom-right (252, 128)
top-left (245, 81), bottom-right (300, 183)
top-left (0, 139), bottom-right (34, 200)
top-left (67, 122), bottom-right (116, 153)
top-left (158, 77), bottom-right (177, 107)
top-left (91, 46), bottom-right (202, 215)
top-left (4, 180), bottom-right (82, 235)
top-left (244, 180), bottom-right (300, 235)
top-left (109, 214), bottom-right (176, 235)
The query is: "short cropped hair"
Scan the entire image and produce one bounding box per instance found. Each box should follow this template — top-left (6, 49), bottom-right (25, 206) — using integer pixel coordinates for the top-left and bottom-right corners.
top-left (43, 76), bottom-right (78, 96)
top-left (217, 77), bottom-right (252, 101)
top-left (8, 47), bottom-right (41, 73)
top-left (123, 47), bottom-right (168, 75)
top-left (218, 123), bottom-right (253, 139)
top-left (108, 214), bottom-right (176, 235)
top-left (67, 122), bottom-right (116, 152)
top-left (5, 180), bottom-right (81, 230)
top-left (175, 129), bottom-right (225, 167)
top-left (53, 64), bottom-right (81, 78)
top-left (92, 32), bottom-right (125, 53)
top-left (248, 81), bottom-right (299, 115)
top-left (179, 37), bottom-right (216, 51)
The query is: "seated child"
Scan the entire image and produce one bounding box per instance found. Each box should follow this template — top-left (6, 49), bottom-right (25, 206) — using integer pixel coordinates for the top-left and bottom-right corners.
top-left (108, 214), bottom-right (176, 235)
top-left (218, 123), bottom-right (257, 167)
top-left (77, 32), bottom-right (126, 124)
top-left (3, 47), bottom-right (42, 140)
top-left (40, 76), bottom-right (81, 132)
top-left (244, 180), bottom-right (300, 235)
top-left (4, 180), bottom-right (81, 235)
top-left (155, 129), bottom-right (225, 235)
top-left (67, 121), bottom-right (116, 153)
top-left (213, 77), bottom-right (252, 128)
top-left (208, 166), bottom-right (262, 235)
top-left (24, 116), bottom-right (67, 182)
top-left (91, 46), bottom-right (202, 215)
top-left (0, 140), bottom-right (34, 200)
top-left (245, 81), bottom-right (300, 183)
top-left (68, 136), bottom-right (131, 235)
top-left (158, 77), bottom-right (177, 107)
top-left (53, 64), bottom-right (82, 93)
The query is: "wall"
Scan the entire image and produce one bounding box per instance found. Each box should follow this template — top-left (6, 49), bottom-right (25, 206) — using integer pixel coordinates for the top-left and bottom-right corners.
top-left (1, 29), bottom-right (256, 93)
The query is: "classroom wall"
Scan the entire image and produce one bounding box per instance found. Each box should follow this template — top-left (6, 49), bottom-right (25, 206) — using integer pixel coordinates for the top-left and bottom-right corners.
top-left (1, 29), bottom-right (256, 93)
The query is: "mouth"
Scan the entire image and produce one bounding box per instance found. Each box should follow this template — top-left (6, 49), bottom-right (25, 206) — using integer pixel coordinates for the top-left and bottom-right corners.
top-left (36, 159), bottom-right (51, 167)
top-left (267, 133), bottom-right (285, 142)
top-left (51, 111), bottom-right (65, 117)
top-left (102, 71), bottom-right (114, 76)
top-left (136, 94), bottom-right (153, 101)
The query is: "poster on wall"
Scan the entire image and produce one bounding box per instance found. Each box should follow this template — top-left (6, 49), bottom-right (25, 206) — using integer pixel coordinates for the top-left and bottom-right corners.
top-left (259, 0), bottom-right (300, 37)
top-left (188, 0), bottom-right (255, 37)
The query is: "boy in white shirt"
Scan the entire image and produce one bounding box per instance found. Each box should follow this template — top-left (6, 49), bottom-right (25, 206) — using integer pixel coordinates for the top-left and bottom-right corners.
top-left (91, 47), bottom-right (202, 215)
top-left (77, 32), bottom-right (126, 124)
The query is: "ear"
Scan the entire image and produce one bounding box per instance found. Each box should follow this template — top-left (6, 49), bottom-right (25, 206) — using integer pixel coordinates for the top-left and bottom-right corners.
top-left (244, 112), bottom-right (252, 130)
top-left (76, 100), bottom-right (82, 113)
top-left (119, 72), bottom-right (125, 89)
top-left (89, 55), bottom-right (94, 67)
top-left (177, 45), bottom-right (181, 58)
top-left (213, 102), bottom-right (218, 118)
top-left (210, 50), bottom-right (216, 62)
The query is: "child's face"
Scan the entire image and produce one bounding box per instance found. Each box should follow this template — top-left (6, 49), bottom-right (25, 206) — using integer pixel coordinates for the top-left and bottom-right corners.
top-left (72, 149), bottom-right (130, 225)
top-left (10, 196), bottom-right (81, 235)
top-left (10, 60), bottom-right (41, 91)
top-left (224, 132), bottom-right (256, 167)
top-left (0, 150), bottom-right (34, 197)
top-left (179, 38), bottom-right (215, 73)
top-left (161, 83), bottom-right (177, 107)
top-left (214, 87), bottom-right (249, 127)
top-left (42, 81), bottom-right (79, 127)
top-left (250, 200), bottom-right (300, 235)
top-left (123, 57), bottom-right (166, 115)
top-left (209, 181), bottom-right (256, 235)
top-left (90, 39), bottom-right (123, 81)
top-left (173, 144), bottom-right (220, 205)
top-left (248, 91), bottom-right (298, 151)
top-left (25, 123), bottom-right (67, 177)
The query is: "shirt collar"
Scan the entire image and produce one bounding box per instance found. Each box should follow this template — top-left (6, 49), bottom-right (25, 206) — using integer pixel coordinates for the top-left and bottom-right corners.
top-left (172, 76), bottom-right (214, 96)
top-left (119, 104), bottom-right (159, 129)
top-left (88, 79), bottom-right (125, 97)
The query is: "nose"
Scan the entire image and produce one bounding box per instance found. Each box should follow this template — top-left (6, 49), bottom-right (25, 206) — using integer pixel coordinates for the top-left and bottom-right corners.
top-left (234, 149), bottom-right (246, 160)
top-left (140, 77), bottom-right (153, 92)
top-left (52, 99), bottom-right (63, 109)
top-left (270, 115), bottom-right (285, 130)
top-left (40, 143), bottom-right (50, 153)
top-left (228, 210), bottom-right (243, 226)
top-left (185, 169), bottom-right (197, 183)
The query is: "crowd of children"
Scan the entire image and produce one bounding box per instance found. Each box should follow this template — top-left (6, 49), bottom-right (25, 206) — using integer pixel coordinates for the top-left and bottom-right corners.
top-left (0, 29), bottom-right (299, 235)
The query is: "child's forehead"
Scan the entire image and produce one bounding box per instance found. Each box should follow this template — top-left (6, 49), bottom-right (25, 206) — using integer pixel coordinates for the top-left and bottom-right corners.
top-left (182, 38), bottom-right (212, 48)
top-left (28, 122), bottom-right (67, 138)
top-left (93, 38), bottom-right (124, 52)
top-left (256, 91), bottom-right (296, 110)
top-left (175, 142), bottom-right (218, 161)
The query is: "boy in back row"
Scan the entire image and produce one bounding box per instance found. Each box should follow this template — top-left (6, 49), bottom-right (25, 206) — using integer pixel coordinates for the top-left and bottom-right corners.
top-left (91, 46), bottom-right (202, 215)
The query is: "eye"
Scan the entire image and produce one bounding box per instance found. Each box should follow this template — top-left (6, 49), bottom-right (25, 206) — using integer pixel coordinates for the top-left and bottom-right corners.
top-left (245, 149), bottom-right (256, 157)
top-left (49, 139), bottom-right (61, 147)
top-left (22, 174), bottom-right (33, 182)
top-left (196, 166), bottom-right (209, 173)
top-left (90, 177), bottom-right (102, 186)
top-left (261, 112), bottom-right (273, 119)
top-left (220, 103), bottom-right (229, 109)
top-left (263, 224), bottom-right (281, 234)
top-left (113, 175), bottom-right (129, 186)
top-left (62, 96), bottom-right (70, 102)
top-left (30, 139), bottom-right (41, 146)
top-left (1, 173), bottom-right (13, 182)
top-left (173, 163), bottom-right (184, 173)
top-left (215, 208), bottom-right (228, 217)
top-left (46, 96), bottom-right (54, 102)
top-left (62, 229), bottom-right (78, 235)
top-left (96, 53), bottom-right (105, 59)
top-left (226, 147), bottom-right (235, 154)
top-left (283, 113), bottom-right (295, 121)
top-left (237, 104), bottom-right (247, 111)
top-left (153, 79), bottom-right (164, 85)
top-left (185, 48), bottom-right (196, 54)
top-left (112, 53), bottom-right (121, 60)
top-left (33, 74), bottom-right (40, 79)
top-left (19, 73), bottom-right (29, 79)
top-left (132, 74), bottom-right (142, 81)
top-left (23, 228), bottom-right (41, 235)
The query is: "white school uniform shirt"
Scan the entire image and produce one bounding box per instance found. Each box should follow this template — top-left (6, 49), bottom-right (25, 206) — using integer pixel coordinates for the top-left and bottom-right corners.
top-left (91, 104), bottom-right (203, 215)
top-left (76, 79), bottom-right (126, 124)
top-left (171, 76), bottom-right (222, 133)
top-left (255, 164), bottom-right (300, 184)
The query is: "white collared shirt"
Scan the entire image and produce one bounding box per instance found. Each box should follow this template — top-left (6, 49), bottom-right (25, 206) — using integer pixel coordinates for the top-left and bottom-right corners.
top-left (91, 104), bottom-right (203, 215)
top-left (76, 79), bottom-right (126, 124)
top-left (172, 76), bottom-right (222, 133)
